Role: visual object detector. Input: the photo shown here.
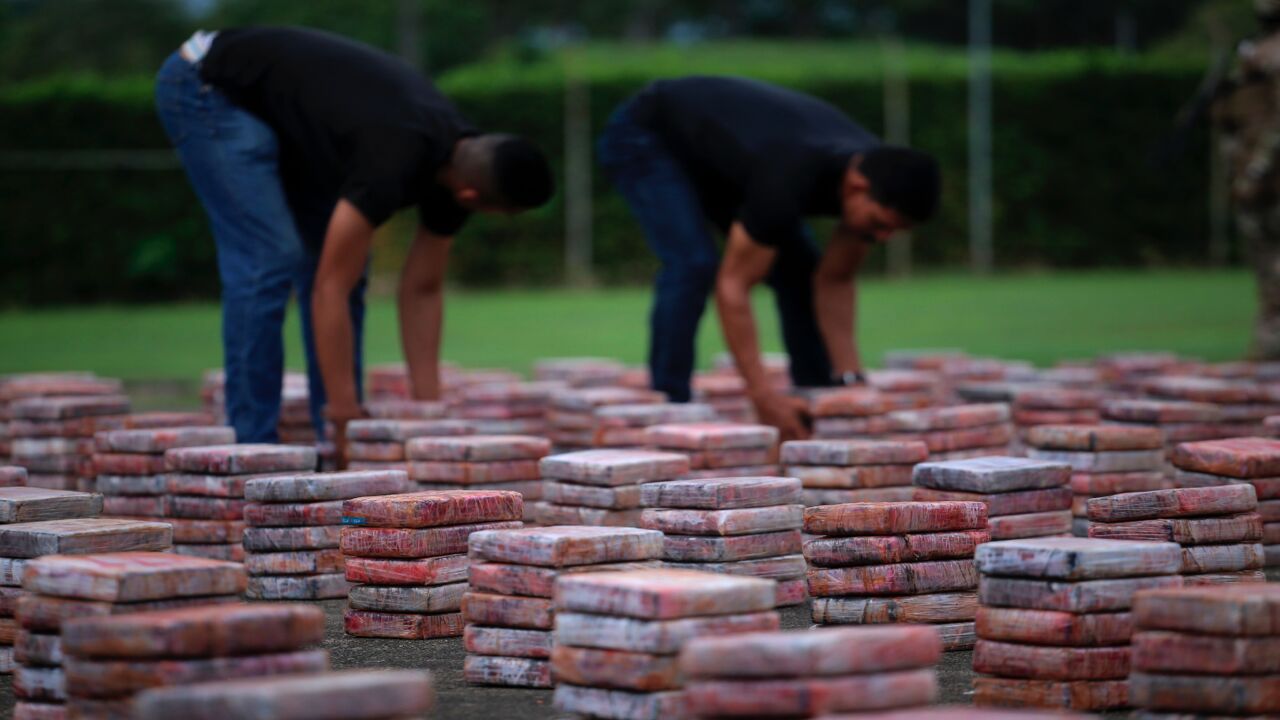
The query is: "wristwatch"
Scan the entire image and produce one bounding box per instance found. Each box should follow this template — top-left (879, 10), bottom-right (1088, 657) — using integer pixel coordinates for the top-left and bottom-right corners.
top-left (836, 370), bottom-right (867, 386)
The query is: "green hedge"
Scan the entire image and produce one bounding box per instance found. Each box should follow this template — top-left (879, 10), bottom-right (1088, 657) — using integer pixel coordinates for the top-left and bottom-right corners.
top-left (0, 43), bottom-right (1219, 305)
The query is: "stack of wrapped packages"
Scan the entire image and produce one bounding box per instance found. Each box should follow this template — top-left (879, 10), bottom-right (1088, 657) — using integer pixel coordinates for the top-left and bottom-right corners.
top-left (782, 438), bottom-right (925, 508)
top-left (644, 423), bottom-right (779, 480)
top-left (10, 395), bottom-right (130, 492)
top-left (914, 457), bottom-right (1073, 541)
top-left (243, 470), bottom-right (412, 600)
top-left (588, 402), bottom-right (719, 450)
top-left (345, 413), bottom-right (474, 474)
top-left (1128, 583), bottom-right (1280, 718)
top-left (1171, 436), bottom-right (1280, 567)
top-left (808, 387), bottom-right (893, 440)
top-left (406, 435), bottom-right (550, 524)
top-left (887, 404), bottom-right (1015, 461)
top-left (0, 466), bottom-right (27, 487)
top-left (0, 373), bottom-right (123, 468)
top-left (641, 476), bottom-right (807, 607)
top-left (450, 381), bottom-right (564, 436)
top-left (679, 626), bottom-right (941, 718)
top-left (690, 375), bottom-right (756, 424)
top-left (545, 387), bottom-right (666, 450)
top-left (1144, 376), bottom-right (1270, 438)
top-left (462, 525), bottom-right (663, 688)
top-left (1088, 482), bottom-right (1266, 585)
top-left (93, 426), bottom-right (235, 525)
top-left (1100, 398), bottom-right (1230, 470)
top-left (61, 600), bottom-right (326, 718)
top-left (163, 443), bottom-right (318, 562)
top-left (972, 536), bottom-right (1183, 712)
top-left (804, 501), bottom-right (986, 650)
top-left (1022, 424), bottom-right (1166, 537)
top-left (14, 550), bottom-right (247, 719)
top-left (534, 357), bottom-right (627, 387)
top-left (551, 568), bottom-right (780, 720)
top-left (866, 369), bottom-right (945, 410)
top-left (1011, 388), bottom-right (1101, 446)
top-left (537, 449), bottom-right (690, 527)
top-left (340, 490), bottom-right (523, 639)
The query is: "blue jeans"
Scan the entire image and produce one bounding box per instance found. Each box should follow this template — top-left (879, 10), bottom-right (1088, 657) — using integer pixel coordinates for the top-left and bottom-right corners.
top-left (154, 51), bottom-right (365, 442)
top-left (598, 103), bottom-right (833, 401)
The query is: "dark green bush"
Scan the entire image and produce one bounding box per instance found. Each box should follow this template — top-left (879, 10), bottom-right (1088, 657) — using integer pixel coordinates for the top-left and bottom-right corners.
top-left (0, 44), bottom-right (1218, 305)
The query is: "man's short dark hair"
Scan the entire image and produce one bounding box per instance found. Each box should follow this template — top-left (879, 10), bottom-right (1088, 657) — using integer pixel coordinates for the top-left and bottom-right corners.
top-left (860, 145), bottom-right (941, 223)
top-left (493, 136), bottom-right (554, 209)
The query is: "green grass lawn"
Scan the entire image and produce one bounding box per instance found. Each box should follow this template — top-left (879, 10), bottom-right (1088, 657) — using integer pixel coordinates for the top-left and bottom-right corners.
top-left (0, 270), bottom-right (1255, 383)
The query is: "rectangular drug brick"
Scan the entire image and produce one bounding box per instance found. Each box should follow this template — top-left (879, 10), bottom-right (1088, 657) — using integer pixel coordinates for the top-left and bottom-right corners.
top-left (0, 488), bottom-right (102, 523)
top-left (810, 388), bottom-right (892, 417)
top-left (14, 631), bottom-right (62, 667)
top-left (639, 477), bottom-right (802, 510)
top-left (1131, 583), bottom-right (1280, 635)
top-left (64, 648), bottom-right (330, 699)
top-left (464, 625), bottom-right (551, 659)
top-left (913, 457), bottom-right (1071, 493)
top-left (347, 418), bottom-right (469, 442)
top-left (542, 481), bottom-right (641, 509)
top-left (0, 585), bottom-right (28, 614)
top-left (1180, 543), bottom-right (1266, 573)
top-left (404, 435), bottom-right (550, 462)
top-left (101, 495), bottom-right (165, 517)
top-left (165, 519), bottom-right (245, 545)
top-left (1132, 630), bottom-right (1280, 674)
top-left (913, 487), bottom-right (1072, 517)
top-left (1129, 672), bottom-right (1280, 715)
top-left (172, 543), bottom-right (245, 562)
top-left (242, 525), bottom-right (341, 551)
top-left (810, 592), bottom-right (977, 625)
top-left (532, 504), bottom-right (643, 527)
top-left (344, 554), bottom-right (469, 586)
top-left (339, 520), bottom-right (523, 558)
top-left (163, 495), bottom-right (249, 520)
top-left (551, 645), bottom-right (680, 691)
top-left (553, 684), bottom-right (687, 720)
top-left (0, 466), bottom-right (29, 487)
top-left (245, 548), bottom-right (345, 576)
top-left (641, 505), bottom-right (802, 536)
top-left (24, 552), bottom-right (245, 602)
top-left (973, 639), bottom-right (1129, 680)
top-left (975, 606), bottom-right (1132, 646)
top-left (62, 603), bottom-right (323, 658)
top-left (683, 464), bottom-right (782, 480)
top-left (662, 529), bottom-right (801, 562)
top-left (680, 625), bottom-right (941, 678)
top-left (243, 470), bottom-right (410, 502)
top-left (408, 460), bottom-right (542, 484)
top-left (14, 665), bottom-right (64, 702)
top-left (349, 582), bottom-right (466, 614)
top-left (245, 574), bottom-right (350, 600)
top-left (164, 444), bottom-right (316, 475)
top-left (461, 592), bottom-right (554, 629)
top-left (1088, 512), bottom-right (1263, 544)
top-left (553, 611), bottom-right (779, 655)
top-left (10, 395), bottom-right (128, 421)
top-left (243, 500), bottom-right (344, 527)
top-left (95, 475), bottom-right (167, 496)
top-left (1070, 472), bottom-right (1168, 495)
top-left (538, 449), bottom-right (690, 486)
top-left (937, 621), bottom-right (976, 651)
top-left (973, 676), bottom-right (1129, 711)
top-left (680, 447), bottom-right (773, 470)
top-left (94, 427), bottom-right (235, 454)
top-left (467, 560), bottom-right (663, 598)
top-left (783, 465), bottom-right (914, 489)
top-left (163, 473), bottom-right (252, 498)
top-left (554, 569), bottom-right (775, 620)
top-left (988, 511), bottom-right (1074, 540)
top-left (340, 490), bottom-right (522, 528)
top-left (343, 607), bottom-right (464, 638)
top-left (1172, 437), bottom-right (1280, 478)
top-left (889, 403), bottom-right (1011, 431)
top-left (1086, 484), bottom-right (1258, 522)
top-left (979, 574), bottom-right (1183, 613)
top-left (803, 501), bottom-right (986, 536)
top-left (780, 440), bottom-right (928, 467)
top-left (1027, 448), bottom-right (1165, 473)
top-left (17, 594), bottom-right (240, 632)
top-left (662, 554), bottom-right (806, 580)
top-left (463, 655), bottom-right (550, 688)
top-left (0, 518), bottom-right (170, 558)
top-left (346, 442), bottom-right (405, 462)
top-left (682, 669), bottom-right (937, 717)
top-left (468, 526), bottom-right (663, 567)
top-left (904, 424), bottom-right (1015, 453)
top-left (803, 487), bottom-right (919, 506)
top-left (807, 559), bottom-right (979, 597)
top-left (1026, 425), bottom-right (1164, 452)
top-left (975, 537), bottom-right (1182, 579)
top-left (645, 423), bottom-right (778, 450)
top-left (130, 669), bottom-right (434, 720)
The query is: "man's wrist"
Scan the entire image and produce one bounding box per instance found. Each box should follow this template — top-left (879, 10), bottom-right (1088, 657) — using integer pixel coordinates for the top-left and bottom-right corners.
top-left (323, 403), bottom-right (365, 422)
top-left (833, 369), bottom-right (867, 386)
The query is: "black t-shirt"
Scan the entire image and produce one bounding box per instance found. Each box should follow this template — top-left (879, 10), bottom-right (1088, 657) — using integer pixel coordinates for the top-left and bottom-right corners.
top-left (200, 26), bottom-right (476, 234)
top-left (630, 76), bottom-right (879, 248)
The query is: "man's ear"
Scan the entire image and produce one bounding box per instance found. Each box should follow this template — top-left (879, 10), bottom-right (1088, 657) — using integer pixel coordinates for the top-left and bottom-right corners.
top-left (455, 187), bottom-right (479, 205)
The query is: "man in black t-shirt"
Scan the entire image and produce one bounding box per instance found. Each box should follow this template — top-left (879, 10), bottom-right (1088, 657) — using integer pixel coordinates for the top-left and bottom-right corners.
top-left (599, 76), bottom-right (940, 440)
top-left (155, 28), bottom-right (553, 460)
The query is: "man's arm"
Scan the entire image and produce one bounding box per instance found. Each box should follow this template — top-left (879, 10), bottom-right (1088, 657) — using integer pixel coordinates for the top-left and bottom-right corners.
top-left (312, 199), bottom-right (377, 463)
top-left (398, 226), bottom-right (453, 401)
top-left (716, 222), bottom-right (810, 440)
top-left (814, 223), bottom-right (869, 379)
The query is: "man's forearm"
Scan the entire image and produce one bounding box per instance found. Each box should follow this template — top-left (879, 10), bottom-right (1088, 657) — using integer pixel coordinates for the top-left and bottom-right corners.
top-left (715, 280), bottom-right (774, 395)
top-left (814, 277), bottom-right (860, 375)
top-left (312, 283), bottom-right (360, 414)
top-left (399, 286), bottom-right (443, 401)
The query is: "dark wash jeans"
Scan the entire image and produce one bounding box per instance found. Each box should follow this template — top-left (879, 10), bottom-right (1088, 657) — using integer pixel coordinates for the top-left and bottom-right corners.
top-left (597, 102), bottom-right (834, 402)
top-left (154, 51), bottom-right (365, 442)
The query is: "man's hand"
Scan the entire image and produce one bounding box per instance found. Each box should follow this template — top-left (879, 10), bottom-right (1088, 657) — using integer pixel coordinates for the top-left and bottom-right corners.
top-left (751, 390), bottom-right (812, 442)
top-left (326, 403), bottom-right (370, 471)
